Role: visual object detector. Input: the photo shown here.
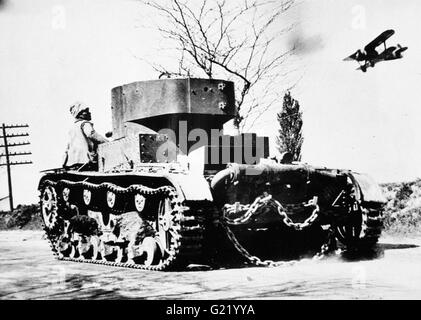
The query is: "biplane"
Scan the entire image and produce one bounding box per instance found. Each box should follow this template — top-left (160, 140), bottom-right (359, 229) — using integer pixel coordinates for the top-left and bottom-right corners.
top-left (343, 29), bottom-right (408, 72)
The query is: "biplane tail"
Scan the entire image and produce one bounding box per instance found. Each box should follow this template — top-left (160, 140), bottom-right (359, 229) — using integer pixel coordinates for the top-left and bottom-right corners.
top-left (356, 64), bottom-right (368, 72)
top-left (396, 44), bottom-right (408, 53)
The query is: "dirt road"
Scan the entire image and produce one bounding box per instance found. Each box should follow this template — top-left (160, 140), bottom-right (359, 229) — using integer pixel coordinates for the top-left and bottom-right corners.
top-left (0, 230), bottom-right (420, 299)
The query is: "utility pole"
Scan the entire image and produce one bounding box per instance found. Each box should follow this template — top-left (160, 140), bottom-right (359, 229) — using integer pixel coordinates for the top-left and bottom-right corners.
top-left (0, 123), bottom-right (32, 211)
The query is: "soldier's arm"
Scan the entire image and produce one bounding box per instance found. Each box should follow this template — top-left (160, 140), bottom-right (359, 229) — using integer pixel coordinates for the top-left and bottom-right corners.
top-left (62, 142), bottom-right (69, 167)
top-left (82, 122), bottom-right (108, 144)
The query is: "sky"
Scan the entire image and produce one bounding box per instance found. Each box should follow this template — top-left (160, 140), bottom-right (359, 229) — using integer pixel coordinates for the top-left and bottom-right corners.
top-left (0, 0), bottom-right (420, 209)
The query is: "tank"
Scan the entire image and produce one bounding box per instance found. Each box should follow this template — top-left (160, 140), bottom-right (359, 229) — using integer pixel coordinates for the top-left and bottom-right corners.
top-left (38, 78), bottom-right (386, 270)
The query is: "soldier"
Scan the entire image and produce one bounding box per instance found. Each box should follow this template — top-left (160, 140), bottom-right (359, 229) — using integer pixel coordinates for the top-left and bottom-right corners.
top-left (63, 101), bottom-right (108, 171)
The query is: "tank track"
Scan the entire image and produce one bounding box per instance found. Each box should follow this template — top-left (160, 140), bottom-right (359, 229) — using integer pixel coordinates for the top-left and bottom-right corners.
top-left (40, 179), bottom-right (206, 271)
top-left (335, 203), bottom-right (383, 250)
top-left (357, 205), bottom-right (384, 247)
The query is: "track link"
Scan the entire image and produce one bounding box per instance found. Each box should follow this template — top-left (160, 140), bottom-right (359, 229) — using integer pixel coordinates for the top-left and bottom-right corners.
top-left (359, 206), bottom-right (384, 246)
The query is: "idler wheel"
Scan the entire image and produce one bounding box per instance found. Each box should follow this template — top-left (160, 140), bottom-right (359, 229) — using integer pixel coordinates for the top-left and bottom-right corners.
top-left (335, 206), bottom-right (382, 249)
top-left (156, 197), bottom-right (175, 257)
top-left (40, 185), bottom-right (59, 230)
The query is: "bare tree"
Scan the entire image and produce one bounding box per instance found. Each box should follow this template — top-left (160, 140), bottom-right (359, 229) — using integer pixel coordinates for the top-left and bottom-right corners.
top-left (141, 0), bottom-right (296, 131)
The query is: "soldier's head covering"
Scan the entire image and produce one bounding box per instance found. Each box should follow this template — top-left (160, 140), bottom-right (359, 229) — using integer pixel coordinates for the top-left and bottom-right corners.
top-left (69, 101), bottom-right (89, 118)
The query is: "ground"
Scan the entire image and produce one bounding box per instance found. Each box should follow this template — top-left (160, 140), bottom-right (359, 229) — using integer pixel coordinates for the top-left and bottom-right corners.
top-left (0, 230), bottom-right (420, 299)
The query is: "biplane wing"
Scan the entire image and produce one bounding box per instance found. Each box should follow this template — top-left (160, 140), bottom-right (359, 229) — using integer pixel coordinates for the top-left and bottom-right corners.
top-left (364, 29), bottom-right (395, 53)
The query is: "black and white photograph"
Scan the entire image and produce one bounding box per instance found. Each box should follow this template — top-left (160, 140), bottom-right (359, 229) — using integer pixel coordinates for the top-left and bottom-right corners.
top-left (0, 0), bottom-right (420, 307)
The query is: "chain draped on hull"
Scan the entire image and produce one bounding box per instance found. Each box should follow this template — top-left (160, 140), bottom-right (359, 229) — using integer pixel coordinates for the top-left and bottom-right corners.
top-left (210, 163), bottom-right (385, 267)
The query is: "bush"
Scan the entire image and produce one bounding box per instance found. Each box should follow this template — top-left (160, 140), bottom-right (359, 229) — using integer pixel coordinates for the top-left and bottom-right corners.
top-left (0, 204), bottom-right (42, 230)
top-left (395, 183), bottom-right (413, 202)
top-left (383, 207), bottom-right (421, 235)
top-left (381, 180), bottom-right (421, 236)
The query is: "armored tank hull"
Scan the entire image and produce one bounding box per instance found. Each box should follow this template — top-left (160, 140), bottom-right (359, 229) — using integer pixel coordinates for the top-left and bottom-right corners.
top-left (39, 162), bottom-right (385, 270)
top-left (39, 78), bottom-right (386, 270)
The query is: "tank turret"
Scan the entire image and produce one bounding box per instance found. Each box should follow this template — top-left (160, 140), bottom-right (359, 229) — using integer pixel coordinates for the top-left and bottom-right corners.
top-left (111, 78), bottom-right (236, 139)
top-left (99, 78), bottom-right (269, 173)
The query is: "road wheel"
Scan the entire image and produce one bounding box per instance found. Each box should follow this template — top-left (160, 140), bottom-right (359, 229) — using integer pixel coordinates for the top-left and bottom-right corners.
top-left (142, 237), bottom-right (162, 266)
top-left (89, 235), bottom-right (101, 260)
